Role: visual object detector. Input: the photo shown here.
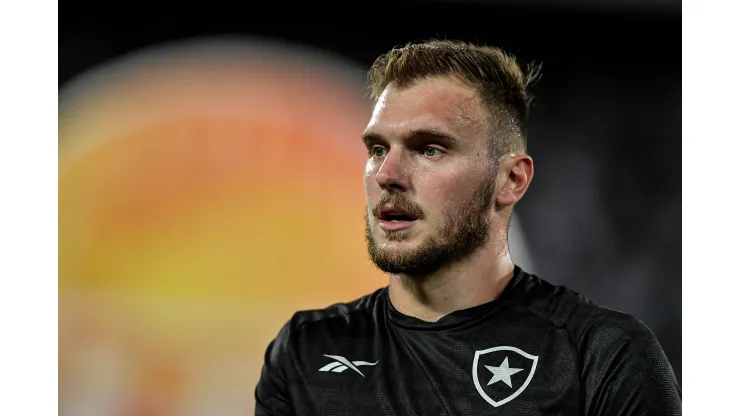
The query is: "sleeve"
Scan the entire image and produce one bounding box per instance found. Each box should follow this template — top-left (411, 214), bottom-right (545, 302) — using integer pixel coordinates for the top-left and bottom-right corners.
top-left (581, 316), bottom-right (682, 416)
top-left (254, 320), bottom-right (296, 416)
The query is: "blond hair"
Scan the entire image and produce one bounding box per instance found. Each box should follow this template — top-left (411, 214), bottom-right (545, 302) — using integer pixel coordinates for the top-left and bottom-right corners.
top-left (367, 39), bottom-right (541, 158)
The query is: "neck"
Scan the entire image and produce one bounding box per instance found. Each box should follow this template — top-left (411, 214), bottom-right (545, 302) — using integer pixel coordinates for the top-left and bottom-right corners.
top-left (387, 240), bottom-right (516, 323)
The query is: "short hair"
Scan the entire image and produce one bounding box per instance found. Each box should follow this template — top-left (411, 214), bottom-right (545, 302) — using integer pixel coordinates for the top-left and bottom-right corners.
top-left (367, 39), bottom-right (541, 159)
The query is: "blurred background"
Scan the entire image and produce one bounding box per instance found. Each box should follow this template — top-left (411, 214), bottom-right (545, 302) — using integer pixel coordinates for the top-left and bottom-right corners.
top-left (59, 1), bottom-right (680, 414)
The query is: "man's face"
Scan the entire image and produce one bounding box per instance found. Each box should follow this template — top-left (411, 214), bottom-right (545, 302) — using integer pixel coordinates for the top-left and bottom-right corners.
top-left (362, 76), bottom-right (498, 277)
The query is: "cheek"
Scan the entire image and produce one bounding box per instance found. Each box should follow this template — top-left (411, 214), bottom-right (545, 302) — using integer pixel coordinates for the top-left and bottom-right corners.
top-left (418, 179), bottom-right (454, 215)
top-left (364, 162), bottom-right (378, 197)
top-left (364, 160), bottom-right (375, 180)
top-left (365, 159), bottom-right (375, 177)
top-left (420, 174), bottom-right (480, 211)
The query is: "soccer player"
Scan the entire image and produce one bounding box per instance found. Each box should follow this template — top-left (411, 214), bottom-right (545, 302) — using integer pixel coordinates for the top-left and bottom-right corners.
top-left (254, 39), bottom-right (681, 415)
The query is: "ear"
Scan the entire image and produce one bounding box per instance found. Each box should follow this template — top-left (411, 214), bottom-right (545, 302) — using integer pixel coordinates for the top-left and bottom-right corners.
top-left (495, 154), bottom-right (534, 208)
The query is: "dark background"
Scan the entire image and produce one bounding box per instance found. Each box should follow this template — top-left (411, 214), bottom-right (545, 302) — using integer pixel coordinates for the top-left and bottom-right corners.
top-left (60, 0), bottom-right (681, 383)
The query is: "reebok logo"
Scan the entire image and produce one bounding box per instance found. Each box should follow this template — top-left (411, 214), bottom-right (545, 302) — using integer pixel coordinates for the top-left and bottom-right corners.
top-left (318, 354), bottom-right (378, 377)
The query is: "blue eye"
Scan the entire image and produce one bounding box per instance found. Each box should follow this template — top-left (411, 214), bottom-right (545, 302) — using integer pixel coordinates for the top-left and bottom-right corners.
top-left (424, 147), bottom-right (441, 157)
top-left (371, 146), bottom-right (387, 157)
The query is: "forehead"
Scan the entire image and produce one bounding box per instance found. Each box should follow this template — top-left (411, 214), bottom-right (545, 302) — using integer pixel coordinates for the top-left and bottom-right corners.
top-left (365, 76), bottom-right (489, 140)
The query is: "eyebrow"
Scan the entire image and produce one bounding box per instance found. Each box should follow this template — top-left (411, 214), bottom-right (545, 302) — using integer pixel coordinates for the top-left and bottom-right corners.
top-left (361, 128), bottom-right (460, 147)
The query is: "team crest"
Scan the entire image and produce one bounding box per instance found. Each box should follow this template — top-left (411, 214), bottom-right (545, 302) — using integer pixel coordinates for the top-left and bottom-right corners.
top-left (472, 346), bottom-right (539, 407)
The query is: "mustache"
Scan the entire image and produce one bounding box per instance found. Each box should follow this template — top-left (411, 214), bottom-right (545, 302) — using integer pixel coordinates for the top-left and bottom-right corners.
top-left (371, 193), bottom-right (425, 220)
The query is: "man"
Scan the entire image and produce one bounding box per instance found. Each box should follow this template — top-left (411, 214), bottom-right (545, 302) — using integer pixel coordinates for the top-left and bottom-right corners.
top-left (254, 39), bottom-right (681, 415)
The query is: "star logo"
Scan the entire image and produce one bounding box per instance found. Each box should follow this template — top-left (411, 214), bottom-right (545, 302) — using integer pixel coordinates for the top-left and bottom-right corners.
top-left (472, 346), bottom-right (539, 408)
top-left (484, 357), bottom-right (524, 388)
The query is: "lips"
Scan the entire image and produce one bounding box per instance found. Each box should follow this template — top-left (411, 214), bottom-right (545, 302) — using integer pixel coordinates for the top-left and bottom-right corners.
top-left (379, 204), bottom-right (419, 222)
top-left (377, 203), bottom-right (420, 232)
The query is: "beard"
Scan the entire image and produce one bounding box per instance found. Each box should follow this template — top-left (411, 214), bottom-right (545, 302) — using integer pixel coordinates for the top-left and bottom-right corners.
top-left (365, 177), bottom-right (496, 278)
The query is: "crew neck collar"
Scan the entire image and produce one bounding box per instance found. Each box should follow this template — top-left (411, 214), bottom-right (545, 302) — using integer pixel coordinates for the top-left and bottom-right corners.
top-left (385, 265), bottom-right (525, 331)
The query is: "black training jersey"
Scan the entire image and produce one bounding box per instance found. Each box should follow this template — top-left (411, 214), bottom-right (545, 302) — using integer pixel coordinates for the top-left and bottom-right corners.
top-left (255, 266), bottom-right (681, 415)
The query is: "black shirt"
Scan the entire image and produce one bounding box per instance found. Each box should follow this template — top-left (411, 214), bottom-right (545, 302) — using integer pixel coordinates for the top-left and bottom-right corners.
top-left (255, 266), bottom-right (681, 415)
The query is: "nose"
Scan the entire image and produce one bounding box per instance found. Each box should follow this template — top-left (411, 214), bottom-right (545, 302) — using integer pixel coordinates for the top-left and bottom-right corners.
top-left (375, 147), bottom-right (410, 192)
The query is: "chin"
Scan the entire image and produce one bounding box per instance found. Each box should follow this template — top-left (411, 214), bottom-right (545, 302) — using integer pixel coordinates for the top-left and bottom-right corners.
top-left (377, 229), bottom-right (417, 244)
top-left (374, 243), bottom-right (415, 263)
top-left (377, 240), bottom-right (415, 252)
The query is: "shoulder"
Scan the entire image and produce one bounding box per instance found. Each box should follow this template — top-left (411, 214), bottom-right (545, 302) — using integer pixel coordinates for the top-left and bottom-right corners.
top-left (514, 269), bottom-right (680, 409)
top-left (511, 268), bottom-right (662, 356)
top-left (268, 287), bottom-right (387, 354)
top-left (292, 286), bottom-right (385, 333)
top-left (255, 289), bottom-right (386, 413)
